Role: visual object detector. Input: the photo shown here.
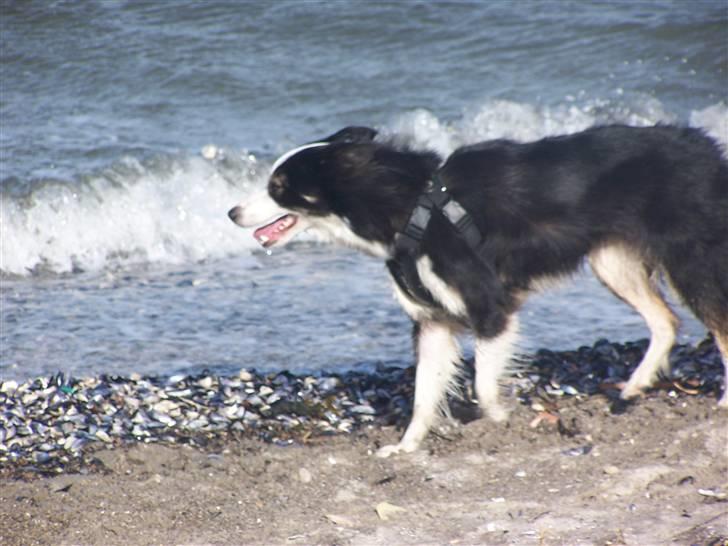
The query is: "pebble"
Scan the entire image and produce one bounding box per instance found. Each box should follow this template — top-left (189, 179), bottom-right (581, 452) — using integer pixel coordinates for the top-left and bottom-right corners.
top-left (325, 513), bottom-right (356, 526)
top-left (298, 468), bottom-right (312, 483)
top-left (562, 445), bottom-right (593, 457)
top-left (698, 488), bottom-right (727, 500)
top-left (0, 337), bottom-right (723, 477)
top-left (0, 381), bottom-right (18, 394)
top-left (375, 501), bottom-right (407, 520)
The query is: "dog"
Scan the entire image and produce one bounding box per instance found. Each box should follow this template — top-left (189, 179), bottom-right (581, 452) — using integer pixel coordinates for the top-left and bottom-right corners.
top-left (228, 125), bottom-right (728, 457)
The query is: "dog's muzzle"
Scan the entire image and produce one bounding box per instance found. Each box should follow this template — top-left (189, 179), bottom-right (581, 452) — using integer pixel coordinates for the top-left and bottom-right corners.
top-left (228, 205), bottom-right (244, 226)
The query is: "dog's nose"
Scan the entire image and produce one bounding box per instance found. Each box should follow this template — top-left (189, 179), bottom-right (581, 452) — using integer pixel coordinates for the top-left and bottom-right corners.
top-left (228, 206), bottom-right (243, 225)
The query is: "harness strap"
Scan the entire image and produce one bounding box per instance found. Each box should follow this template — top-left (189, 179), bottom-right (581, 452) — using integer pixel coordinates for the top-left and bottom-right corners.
top-left (386, 255), bottom-right (435, 307)
top-left (388, 175), bottom-right (486, 307)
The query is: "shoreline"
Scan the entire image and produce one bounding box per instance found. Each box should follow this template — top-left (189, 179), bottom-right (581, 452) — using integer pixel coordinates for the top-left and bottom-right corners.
top-left (1, 336), bottom-right (723, 480)
top-left (1, 336), bottom-right (726, 545)
top-left (1, 388), bottom-right (726, 545)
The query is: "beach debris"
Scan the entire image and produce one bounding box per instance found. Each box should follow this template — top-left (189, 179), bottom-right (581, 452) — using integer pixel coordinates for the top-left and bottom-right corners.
top-left (374, 475), bottom-right (396, 486)
top-left (561, 445), bottom-right (593, 457)
top-left (0, 336), bottom-right (723, 478)
top-left (324, 513), bottom-right (356, 526)
top-left (298, 468), bottom-right (312, 484)
top-left (529, 411), bottom-right (560, 428)
top-left (517, 336), bottom-right (724, 401)
top-left (375, 501), bottom-right (407, 520)
top-left (698, 488), bottom-right (727, 501)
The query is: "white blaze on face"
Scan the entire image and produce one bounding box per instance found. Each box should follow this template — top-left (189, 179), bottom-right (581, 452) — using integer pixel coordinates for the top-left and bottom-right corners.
top-left (230, 139), bottom-right (390, 256)
top-left (228, 142), bottom-right (331, 248)
top-left (269, 141), bottom-right (330, 174)
top-left (233, 190), bottom-right (287, 227)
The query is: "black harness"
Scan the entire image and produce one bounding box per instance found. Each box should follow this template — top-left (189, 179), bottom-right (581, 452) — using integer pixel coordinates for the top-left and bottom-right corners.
top-left (386, 175), bottom-right (486, 308)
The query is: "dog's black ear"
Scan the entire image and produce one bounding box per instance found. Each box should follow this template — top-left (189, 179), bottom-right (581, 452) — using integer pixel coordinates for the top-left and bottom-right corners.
top-left (322, 126), bottom-right (378, 144)
top-left (339, 143), bottom-right (375, 170)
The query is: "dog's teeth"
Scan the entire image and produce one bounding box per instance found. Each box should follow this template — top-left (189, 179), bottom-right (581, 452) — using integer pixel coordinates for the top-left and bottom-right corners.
top-left (258, 235), bottom-right (269, 243)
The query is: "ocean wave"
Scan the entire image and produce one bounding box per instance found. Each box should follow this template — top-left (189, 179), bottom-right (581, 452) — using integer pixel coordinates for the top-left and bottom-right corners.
top-left (0, 150), bottom-right (267, 276)
top-left (2, 98), bottom-right (726, 276)
top-left (385, 97), bottom-right (727, 156)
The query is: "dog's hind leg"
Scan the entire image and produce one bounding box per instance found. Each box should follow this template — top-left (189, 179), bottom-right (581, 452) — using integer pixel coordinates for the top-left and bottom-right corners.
top-left (474, 315), bottom-right (519, 421)
top-left (660, 245), bottom-right (728, 408)
top-left (376, 321), bottom-right (460, 458)
top-left (589, 244), bottom-right (678, 399)
top-left (715, 333), bottom-right (728, 408)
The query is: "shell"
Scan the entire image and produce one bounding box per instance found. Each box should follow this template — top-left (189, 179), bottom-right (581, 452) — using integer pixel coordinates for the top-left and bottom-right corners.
top-left (0, 336), bottom-right (723, 477)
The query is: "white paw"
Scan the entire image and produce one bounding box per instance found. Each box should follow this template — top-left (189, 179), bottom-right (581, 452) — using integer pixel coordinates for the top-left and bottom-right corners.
top-left (485, 403), bottom-right (510, 423)
top-left (376, 442), bottom-right (418, 458)
top-left (376, 444), bottom-right (401, 458)
top-left (620, 380), bottom-right (649, 400)
top-left (718, 393), bottom-right (728, 409)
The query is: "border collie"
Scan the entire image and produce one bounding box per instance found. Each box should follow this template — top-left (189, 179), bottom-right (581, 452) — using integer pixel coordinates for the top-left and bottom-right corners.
top-left (228, 125), bottom-right (728, 457)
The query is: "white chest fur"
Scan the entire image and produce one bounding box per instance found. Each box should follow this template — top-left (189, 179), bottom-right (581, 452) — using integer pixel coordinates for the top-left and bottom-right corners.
top-left (390, 255), bottom-right (467, 322)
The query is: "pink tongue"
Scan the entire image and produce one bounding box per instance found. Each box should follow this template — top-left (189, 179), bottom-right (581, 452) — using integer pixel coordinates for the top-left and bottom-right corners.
top-left (253, 214), bottom-right (297, 247)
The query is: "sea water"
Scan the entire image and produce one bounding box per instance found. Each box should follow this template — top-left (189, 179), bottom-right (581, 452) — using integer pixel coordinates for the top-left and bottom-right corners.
top-left (1, 1), bottom-right (726, 380)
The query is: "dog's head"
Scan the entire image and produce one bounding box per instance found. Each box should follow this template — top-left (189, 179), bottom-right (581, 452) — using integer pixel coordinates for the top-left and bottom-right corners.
top-left (228, 126), bottom-right (438, 256)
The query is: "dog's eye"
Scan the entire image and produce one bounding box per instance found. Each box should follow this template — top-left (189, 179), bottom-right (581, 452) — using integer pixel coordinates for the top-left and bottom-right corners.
top-left (269, 174), bottom-right (287, 197)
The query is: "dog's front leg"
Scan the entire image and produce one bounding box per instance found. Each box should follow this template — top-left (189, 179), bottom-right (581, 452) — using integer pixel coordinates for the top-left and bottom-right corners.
top-left (474, 315), bottom-right (519, 422)
top-left (376, 321), bottom-right (460, 458)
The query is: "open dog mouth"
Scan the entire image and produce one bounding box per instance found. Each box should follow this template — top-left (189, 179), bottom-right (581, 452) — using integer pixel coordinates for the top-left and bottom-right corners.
top-left (253, 214), bottom-right (298, 247)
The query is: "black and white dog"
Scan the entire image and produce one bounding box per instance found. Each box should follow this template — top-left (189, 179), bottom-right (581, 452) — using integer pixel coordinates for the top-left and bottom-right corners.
top-left (229, 125), bottom-right (728, 457)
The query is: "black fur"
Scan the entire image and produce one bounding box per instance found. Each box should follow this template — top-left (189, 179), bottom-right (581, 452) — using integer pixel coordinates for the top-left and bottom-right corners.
top-left (270, 125), bottom-right (728, 340)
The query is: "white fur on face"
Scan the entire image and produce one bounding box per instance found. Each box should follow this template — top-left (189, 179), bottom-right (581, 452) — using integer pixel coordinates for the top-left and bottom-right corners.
top-left (231, 190), bottom-right (289, 227)
top-left (231, 188), bottom-right (391, 256)
top-left (269, 142), bottom-right (330, 174)
top-left (231, 139), bottom-right (393, 256)
top-left (306, 215), bottom-right (390, 258)
top-left (230, 143), bottom-right (331, 228)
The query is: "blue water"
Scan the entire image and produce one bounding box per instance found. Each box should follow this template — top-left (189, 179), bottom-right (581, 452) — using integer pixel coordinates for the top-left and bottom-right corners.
top-left (1, 1), bottom-right (726, 380)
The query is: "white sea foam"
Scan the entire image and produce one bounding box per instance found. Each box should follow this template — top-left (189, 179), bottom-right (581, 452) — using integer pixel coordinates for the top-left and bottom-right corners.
top-left (0, 152), bottom-right (267, 276)
top-left (2, 99), bottom-right (726, 277)
top-left (689, 102), bottom-right (728, 153)
top-left (383, 97), bottom-right (727, 157)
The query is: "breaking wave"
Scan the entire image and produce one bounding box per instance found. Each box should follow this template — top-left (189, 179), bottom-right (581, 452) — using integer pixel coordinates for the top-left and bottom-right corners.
top-left (1, 98), bottom-right (726, 276)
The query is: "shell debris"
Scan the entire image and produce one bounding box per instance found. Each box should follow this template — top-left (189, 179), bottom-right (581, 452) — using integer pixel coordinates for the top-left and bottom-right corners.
top-left (0, 336), bottom-right (723, 477)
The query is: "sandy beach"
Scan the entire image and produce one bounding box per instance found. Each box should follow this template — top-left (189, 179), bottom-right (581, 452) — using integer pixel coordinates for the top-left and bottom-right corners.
top-left (2, 391), bottom-right (726, 546)
top-left (3, 4), bottom-right (728, 546)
